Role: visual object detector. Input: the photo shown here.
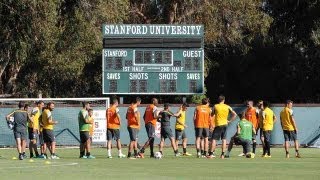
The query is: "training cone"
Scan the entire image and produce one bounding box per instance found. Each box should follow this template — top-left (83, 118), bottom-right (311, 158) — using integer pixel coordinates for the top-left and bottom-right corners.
top-left (12, 157), bottom-right (17, 160)
top-left (29, 159), bottom-right (34, 162)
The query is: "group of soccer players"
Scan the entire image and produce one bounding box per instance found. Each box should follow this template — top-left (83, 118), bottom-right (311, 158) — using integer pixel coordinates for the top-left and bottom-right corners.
top-left (5, 95), bottom-right (301, 160)
top-left (5, 101), bottom-right (59, 160)
top-left (101, 95), bottom-right (300, 159)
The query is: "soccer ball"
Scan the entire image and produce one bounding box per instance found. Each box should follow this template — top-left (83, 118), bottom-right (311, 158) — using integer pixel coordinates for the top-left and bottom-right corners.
top-left (154, 152), bottom-right (162, 159)
top-left (246, 152), bottom-right (255, 158)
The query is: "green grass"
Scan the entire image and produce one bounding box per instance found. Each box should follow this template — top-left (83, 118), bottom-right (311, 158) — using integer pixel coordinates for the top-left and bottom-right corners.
top-left (0, 147), bottom-right (319, 180)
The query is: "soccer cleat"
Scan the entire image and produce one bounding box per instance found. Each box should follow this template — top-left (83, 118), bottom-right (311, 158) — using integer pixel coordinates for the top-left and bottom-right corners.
top-left (197, 152), bottom-right (201, 158)
top-left (37, 154), bottom-right (46, 159)
top-left (19, 154), bottom-right (24, 160)
top-left (295, 154), bottom-right (301, 158)
top-left (263, 155), bottom-right (271, 158)
top-left (23, 154), bottom-right (28, 159)
top-left (175, 153), bottom-right (181, 157)
top-left (225, 155), bottom-right (230, 158)
top-left (138, 153), bottom-right (144, 158)
top-left (183, 152), bottom-right (192, 156)
top-left (107, 156), bottom-right (113, 159)
top-left (238, 153), bottom-right (245, 157)
top-left (206, 154), bottom-right (215, 159)
top-left (80, 155), bottom-right (87, 159)
top-left (51, 155), bottom-right (60, 159)
top-left (286, 154), bottom-right (290, 158)
top-left (118, 154), bottom-right (126, 158)
top-left (150, 154), bottom-right (155, 158)
top-left (128, 157), bottom-right (136, 160)
top-left (86, 155), bottom-right (96, 159)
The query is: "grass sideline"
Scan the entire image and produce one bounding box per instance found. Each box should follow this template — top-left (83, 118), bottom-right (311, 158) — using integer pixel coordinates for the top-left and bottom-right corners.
top-left (0, 147), bottom-right (319, 180)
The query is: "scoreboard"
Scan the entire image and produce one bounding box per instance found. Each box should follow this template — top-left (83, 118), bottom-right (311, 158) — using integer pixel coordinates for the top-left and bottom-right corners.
top-left (102, 24), bottom-right (204, 94)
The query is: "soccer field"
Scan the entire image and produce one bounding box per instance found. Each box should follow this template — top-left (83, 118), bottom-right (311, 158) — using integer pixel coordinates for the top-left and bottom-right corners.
top-left (0, 147), bottom-right (319, 180)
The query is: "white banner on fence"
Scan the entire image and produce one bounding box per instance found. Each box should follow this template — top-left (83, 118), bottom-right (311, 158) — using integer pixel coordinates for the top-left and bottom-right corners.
top-left (92, 110), bottom-right (106, 143)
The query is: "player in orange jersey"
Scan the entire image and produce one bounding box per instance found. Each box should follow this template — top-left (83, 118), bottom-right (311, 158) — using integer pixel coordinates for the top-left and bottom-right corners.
top-left (193, 98), bottom-right (212, 158)
top-left (106, 98), bottom-right (126, 158)
top-left (138, 98), bottom-right (159, 158)
top-left (245, 100), bottom-right (259, 155)
top-left (126, 97), bottom-right (142, 159)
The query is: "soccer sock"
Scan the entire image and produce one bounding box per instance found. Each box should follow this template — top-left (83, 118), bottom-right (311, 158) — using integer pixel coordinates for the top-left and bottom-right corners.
top-left (253, 142), bottom-right (257, 154)
top-left (295, 150), bottom-right (299, 153)
top-left (160, 151), bottom-right (163, 155)
top-left (80, 151), bottom-right (85, 157)
top-left (183, 148), bottom-right (187, 154)
top-left (200, 150), bottom-right (204, 155)
top-left (128, 152), bottom-right (132, 158)
top-left (266, 143), bottom-right (271, 155)
top-left (35, 151), bottom-right (39, 157)
top-left (208, 151), bottom-right (212, 156)
top-left (134, 150), bottom-right (138, 156)
top-left (86, 152), bottom-right (91, 157)
top-left (30, 152), bottom-right (34, 158)
top-left (221, 152), bottom-right (225, 156)
top-left (118, 149), bottom-right (122, 155)
top-left (204, 151), bottom-right (207, 156)
top-left (107, 149), bottom-right (111, 156)
top-left (150, 138), bottom-right (154, 155)
top-left (140, 148), bottom-right (145, 153)
top-left (174, 150), bottom-right (178, 154)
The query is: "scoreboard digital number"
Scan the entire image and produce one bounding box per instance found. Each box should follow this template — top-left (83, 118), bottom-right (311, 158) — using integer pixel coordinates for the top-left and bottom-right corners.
top-left (102, 24), bottom-right (204, 94)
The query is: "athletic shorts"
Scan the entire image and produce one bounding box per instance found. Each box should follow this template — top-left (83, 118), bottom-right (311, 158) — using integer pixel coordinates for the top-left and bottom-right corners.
top-left (283, 130), bottom-right (297, 141)
top-left (195, 128), bottom-right (209, 138)
top-left (175, 129), bottom-right (186, 140)
top-left (28, 127), bottom-right (38, 140)
top-left (39, 131), bottom-right (45, 145)
top-left (128, 127), bottom-right (139, 141)
top-left (80, 131), bottom-right (90, 143)
top-left (161, 127), bottom-right (173, 139)
top-left (208, 130), bottom-right (213, 141)
top-left (43, 129), bottom-right (56, 143)
top-left (263, 130), bottom-right (271, 142)
top-left (212, 125), bottom-right (227, 140)
top-left (107, 128), bottom-right (120, 141)
top-left (145, 123), bottom-right (155, 138)
top-left (13, 129), bottom-right (27, 140)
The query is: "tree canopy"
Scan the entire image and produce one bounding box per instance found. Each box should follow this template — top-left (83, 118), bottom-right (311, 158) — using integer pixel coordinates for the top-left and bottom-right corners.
top-left (0, 0), bottom-right (319, 103)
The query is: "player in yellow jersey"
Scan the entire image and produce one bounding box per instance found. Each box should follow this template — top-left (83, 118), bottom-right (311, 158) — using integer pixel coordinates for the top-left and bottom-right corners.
top-left (42, 102), bottom-right (59, 159)
top-left (28, 101), bottom-right (44, 158)
top-left (208, 95), bottom-right (237, 159)
top-left (88, 109), bottom-right (94, 143)
top-left (261, 101), bottom-right (276, 157)
top-left (175, 103), bottom-right (192, 156)
top-left (280, 100), bottom-right (301, 158)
